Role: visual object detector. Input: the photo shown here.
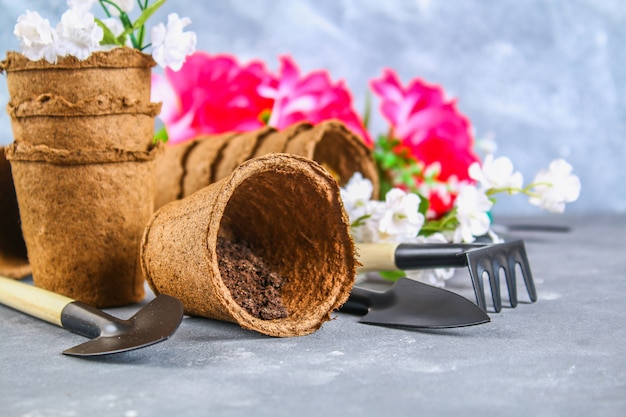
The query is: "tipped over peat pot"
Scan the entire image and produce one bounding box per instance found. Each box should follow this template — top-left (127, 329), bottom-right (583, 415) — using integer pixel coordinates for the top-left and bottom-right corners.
top-left (141, 154), bottom-right (356, 337)
top-left (1, 48), bottom-right (161, 307)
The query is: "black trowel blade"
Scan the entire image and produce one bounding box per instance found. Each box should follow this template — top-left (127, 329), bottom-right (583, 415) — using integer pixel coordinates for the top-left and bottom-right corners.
top-left (62, 294), bottom-right (184, 357)
top-left (344, 278), bottom-right (490, 329)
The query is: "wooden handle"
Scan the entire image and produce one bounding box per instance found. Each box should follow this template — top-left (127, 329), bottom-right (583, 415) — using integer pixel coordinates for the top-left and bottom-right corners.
top-left (355, 243), bottom-right (399, 272)
top-left (0, 275), bottom-right (73, 327)
top-left (356, 242), bottom-right (477, 271)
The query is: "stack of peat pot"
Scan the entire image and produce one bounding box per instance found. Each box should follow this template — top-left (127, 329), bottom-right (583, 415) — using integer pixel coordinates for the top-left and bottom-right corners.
top-left (1, 48), bottom-right (161, 307)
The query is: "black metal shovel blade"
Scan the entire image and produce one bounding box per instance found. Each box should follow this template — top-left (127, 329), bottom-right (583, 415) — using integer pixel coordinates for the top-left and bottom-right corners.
top-left (62, 294), bottom-right (185, 357)
top-left (341, 278), bottom-right (490, 329)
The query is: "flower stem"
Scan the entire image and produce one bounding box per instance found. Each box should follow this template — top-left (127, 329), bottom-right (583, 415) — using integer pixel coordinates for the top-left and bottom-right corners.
top-left (485, 181), bottom-right (553, 199)
top-left (137, 23), bottom-right (145, 48)
top-left (99, 0), bottom-right (113, 18)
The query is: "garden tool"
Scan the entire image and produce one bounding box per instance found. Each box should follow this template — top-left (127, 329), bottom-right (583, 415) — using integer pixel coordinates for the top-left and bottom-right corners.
top-left (340, 278), bottom-right (490, 328)
top-left (356, 240), bottom-right (537, 313)
top-left (0, 275), bottom-right (184, 356)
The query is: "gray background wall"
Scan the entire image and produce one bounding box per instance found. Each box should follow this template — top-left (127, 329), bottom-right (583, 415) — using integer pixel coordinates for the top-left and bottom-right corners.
top-left (1, 0), bottom-right (624, 215)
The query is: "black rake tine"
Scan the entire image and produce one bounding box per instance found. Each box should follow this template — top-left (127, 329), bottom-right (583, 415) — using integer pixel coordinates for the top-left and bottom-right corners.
top-left (467, 249), bottom-right (503, 313)
top-left (493, 243), bottom-right (518, 309)
top-left (514, 242), bottom-right (538, 303)
top-left (466, 254), bottom-right (489, 312)
top-left (465, 241), bottom-right (536, 313)
top-left (501, 240), bottom-right (537, 305)
top-left (488, 262), bottom-right (503, 313)
top-left (505, 256), bottom-right (519, 307)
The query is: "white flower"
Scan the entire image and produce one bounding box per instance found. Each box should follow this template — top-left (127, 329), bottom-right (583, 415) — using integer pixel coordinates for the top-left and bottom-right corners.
top-left (529, 159), bottom-right (581, 213)
top-left (340, 173), bottom-right (374, 223)
top-left (453, 185), bottom-right (493, 243)
top-left (469, 154), bottom-right (523, 192)
top-left (67, 0), bottom-right (98, 11)
top-left (97, 17), bottom-right (134, 50)
top-left (56, 8), bottom-right (104, 60)
top-left (14, 10), bottom-right (60, 63)
top-left (100, 17), bottom-right (124, 37)
top-left (474, 135), bottom-right (498, 155)
top-left (353, 200), bottom-right (387, 243)
top-left (376, 188), bottom-right (425, 242)
top-left (151, 13), bottom-right (196, 70)
top-left (340, 180), bottom-right (425, 244)
top-left (98, 16), bottom-right (135, 48)
top-left (105, 0), bottom-right (135, 15)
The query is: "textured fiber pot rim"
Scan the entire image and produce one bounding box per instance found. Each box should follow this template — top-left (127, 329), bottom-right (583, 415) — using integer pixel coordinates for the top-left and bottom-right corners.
top-left (7, 95), bottom-right (162, 118)
top-left (0, 47), bottom-right (156, 73)
top-left (142, 153), bottom-right (356, 337)
top-left (5, 142), bottom-right (162, 165)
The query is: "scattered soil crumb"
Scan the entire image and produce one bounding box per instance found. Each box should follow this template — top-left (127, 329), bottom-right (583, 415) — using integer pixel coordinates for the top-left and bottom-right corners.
top-left (217, 236), bottom-right (288, 320)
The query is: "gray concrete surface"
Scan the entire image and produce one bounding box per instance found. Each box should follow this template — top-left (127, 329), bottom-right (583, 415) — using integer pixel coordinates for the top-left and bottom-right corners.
top-left (1, 214), bottom-right (625, 416)
top-left (0, 0), bottom-right (625, 215)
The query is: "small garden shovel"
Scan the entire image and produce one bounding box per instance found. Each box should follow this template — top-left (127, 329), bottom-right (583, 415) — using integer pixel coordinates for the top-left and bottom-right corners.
top-left (340, 278), bottom-right (490, 328)
top-left (0, 275), bottom-right (184, 356)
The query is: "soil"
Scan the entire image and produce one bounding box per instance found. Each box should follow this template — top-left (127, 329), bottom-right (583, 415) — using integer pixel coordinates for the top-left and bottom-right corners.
top-left (217, 237), bottom-right (289, 320)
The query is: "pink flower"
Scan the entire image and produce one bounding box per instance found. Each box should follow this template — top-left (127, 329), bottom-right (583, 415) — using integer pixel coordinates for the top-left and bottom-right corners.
top-left (151, 52), bottom-right (275, 144)
top-left (370, 69), bottom-right (480, 217)
top-left (370, 69), bottom-right (446, 141)
top-left (405, 110), bottom-right (478, 182)
top-left (259, 55), bottom-right (372, 145)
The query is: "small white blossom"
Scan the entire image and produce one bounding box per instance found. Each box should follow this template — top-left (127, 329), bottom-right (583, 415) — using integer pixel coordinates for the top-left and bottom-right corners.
top-left (100, 17), bottom-right (124, 37)
top-left (151, 13), bottom-right (196, 71)
top-left (354, 200), bottom-right (387, 243)
top-left (344, 187), bottom-right (423, 244)
top-left (14, 10), bottom-right (60, 63)
top-left (487, 229), bottom-right (504, 244)
top-left (529, 159), bottom-right (581, 213)
top-left (423, 161), bottom-right (441, 179)
top-left (475, 134), bottom-right (498, 155)
top-left (378, 189), bottom-right (424, 240)
top-left (98, 16), bottom-right (134, 49)
top-left (469, 154), bottom-right (523, 192)
top-left (340, 175), bottom-right (425, 244)
top-left (453, 185), bottom-right (493, 243)
top-left (105, 0), bottom-right (135, 15)
top-left (56, 8), bottom-right (104, 60)
top-left (67, 0), bottom-right (97, 11)
top-left (340, 173), bottom-right (373, 223)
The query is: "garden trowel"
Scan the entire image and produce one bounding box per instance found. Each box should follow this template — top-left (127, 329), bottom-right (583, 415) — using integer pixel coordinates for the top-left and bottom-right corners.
top-left (339, 278), bottom-right (490, 328)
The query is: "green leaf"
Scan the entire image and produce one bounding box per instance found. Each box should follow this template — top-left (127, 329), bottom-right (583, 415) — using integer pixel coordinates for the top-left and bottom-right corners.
top-left (95, 18), bottom-right (123, 46)
top-left (258, 109), bottom-right (271, 125)
top-left (419, 209), bottom-right (459, 236)
top-left (153, 126), bottom-right (169, 144)
top-left (362, 91), bottom-right (372, 130)
top-left (133, 0), bottom-right (167, 31)
top-left (350, 214), bottom-right (372, 228)
top-left (379, 270), bottom-right (407, 282)
top-left (417, 192), bottom-right (430, 216)
top-left (382, 153), bottom-right (397, 168)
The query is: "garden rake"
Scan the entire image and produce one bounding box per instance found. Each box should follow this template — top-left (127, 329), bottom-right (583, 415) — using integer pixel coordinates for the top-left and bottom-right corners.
top-left (357, 240), bottom-right (537, 313)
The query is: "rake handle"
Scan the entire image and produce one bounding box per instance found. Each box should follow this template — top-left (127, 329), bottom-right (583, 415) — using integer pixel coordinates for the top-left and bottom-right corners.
top-left (356, 243), bottom-right (484, 271)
